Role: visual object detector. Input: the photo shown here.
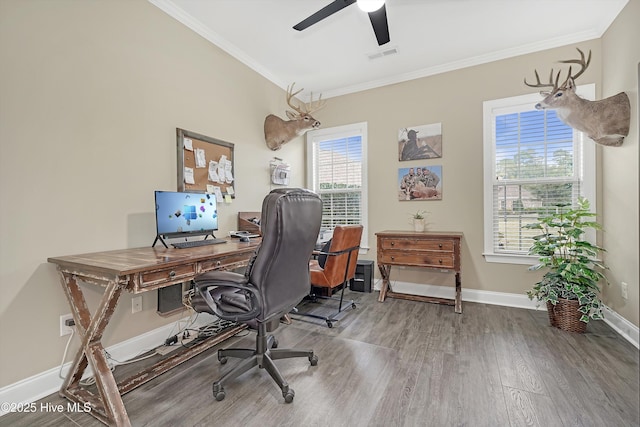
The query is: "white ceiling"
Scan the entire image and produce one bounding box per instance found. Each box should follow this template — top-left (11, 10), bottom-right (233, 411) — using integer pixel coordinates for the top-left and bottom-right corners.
top-left (150, 0), bottom-right (628, 100)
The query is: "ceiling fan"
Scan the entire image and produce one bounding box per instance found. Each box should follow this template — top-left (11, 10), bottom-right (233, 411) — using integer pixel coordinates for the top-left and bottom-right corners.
top-left (293, 0), bottom-right (390, 46)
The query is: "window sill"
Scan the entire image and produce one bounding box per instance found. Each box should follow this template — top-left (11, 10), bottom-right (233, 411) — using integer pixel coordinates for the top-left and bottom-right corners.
top-left (483, 252), bottom-right (538, 265)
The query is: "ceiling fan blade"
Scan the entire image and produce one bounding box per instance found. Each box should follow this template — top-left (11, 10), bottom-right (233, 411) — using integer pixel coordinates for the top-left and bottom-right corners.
top-left (368, 4), bottom-right (390, 45)
top-left (293, 0), bottom-right (357, 31)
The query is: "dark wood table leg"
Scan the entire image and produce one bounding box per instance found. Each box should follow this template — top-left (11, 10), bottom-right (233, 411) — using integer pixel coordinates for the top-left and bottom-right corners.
top-left (378, 264), bottom-right (391, 302)
top-left (58, 272), bottom-right (131, 426)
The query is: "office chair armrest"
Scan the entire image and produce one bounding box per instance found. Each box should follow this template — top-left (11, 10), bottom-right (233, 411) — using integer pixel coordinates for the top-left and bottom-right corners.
top-left (193, 271), bottom-right (262, 322)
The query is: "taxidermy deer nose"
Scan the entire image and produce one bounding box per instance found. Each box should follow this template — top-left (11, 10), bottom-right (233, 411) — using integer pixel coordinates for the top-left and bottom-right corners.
top-left (534, 103), bottom-right (543, 110)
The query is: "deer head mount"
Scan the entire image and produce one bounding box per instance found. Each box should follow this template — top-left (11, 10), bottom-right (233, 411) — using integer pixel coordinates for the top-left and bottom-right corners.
top-left (524, 48), bottom-right (630, 147)
top-left (264, 83), bottom-right (326, 151)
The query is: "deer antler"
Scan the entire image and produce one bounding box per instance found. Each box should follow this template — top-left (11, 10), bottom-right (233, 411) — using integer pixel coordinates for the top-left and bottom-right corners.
top-left (525, 48), bottom-right (592, 91)
top-left (524, 68), bottom-right (562, 91)
top-left (286, 83), bottom-right (326, 116)
top-left (558, 48), bottom-right (591, 85)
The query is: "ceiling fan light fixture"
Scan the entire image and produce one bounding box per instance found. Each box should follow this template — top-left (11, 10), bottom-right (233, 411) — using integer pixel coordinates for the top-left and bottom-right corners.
top-left (357, 0), bottom-right (385, 13)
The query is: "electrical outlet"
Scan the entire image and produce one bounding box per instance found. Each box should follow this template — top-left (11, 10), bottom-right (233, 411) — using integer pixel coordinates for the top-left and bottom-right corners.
top-left (132, 296), bottom-right (143, 313)
top-left (621, 282), bottom-right (628, 300)
top-left (60, 314), bottom-right (74, 336)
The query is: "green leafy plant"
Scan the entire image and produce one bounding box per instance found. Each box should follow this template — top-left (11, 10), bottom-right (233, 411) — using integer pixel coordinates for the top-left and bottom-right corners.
top-left (523, 197), bottom-right (607, 323)
top-left (410, 210), bottom-right (429, 220)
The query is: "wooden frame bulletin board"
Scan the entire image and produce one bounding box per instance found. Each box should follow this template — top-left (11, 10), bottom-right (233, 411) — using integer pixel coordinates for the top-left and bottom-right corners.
top-left (177, 128), bottom-right (235, 197)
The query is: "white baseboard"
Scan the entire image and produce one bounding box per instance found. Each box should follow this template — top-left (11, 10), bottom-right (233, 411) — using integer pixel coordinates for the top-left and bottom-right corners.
top-left (0, 313), bottom-right (217, 416)
top-left (374, 279), bottom-right (639, 348)
top-left (3, 285), bottom-right (638, 416)
top-left (602, 305), bottom-right (640, 348)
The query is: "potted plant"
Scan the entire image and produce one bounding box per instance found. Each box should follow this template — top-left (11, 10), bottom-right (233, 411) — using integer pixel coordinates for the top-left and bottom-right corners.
top-left (410, 210), bottom-right (429, 232)
top-left (523, 197), bottom-right (607, 333)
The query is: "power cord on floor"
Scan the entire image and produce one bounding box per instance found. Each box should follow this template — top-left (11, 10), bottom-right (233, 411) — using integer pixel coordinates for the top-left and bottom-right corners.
top-left (58, 327), bottom-right (76, 380)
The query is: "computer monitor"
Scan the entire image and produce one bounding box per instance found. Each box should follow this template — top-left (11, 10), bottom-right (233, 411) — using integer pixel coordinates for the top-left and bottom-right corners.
top-left (154, 191), bottom-right (218, 241)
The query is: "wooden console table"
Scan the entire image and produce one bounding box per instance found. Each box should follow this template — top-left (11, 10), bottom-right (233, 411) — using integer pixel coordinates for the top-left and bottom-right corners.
top-left (376, 231), bottom-right (463, 313)
top-left (48, 240), bottom-right (259, 426)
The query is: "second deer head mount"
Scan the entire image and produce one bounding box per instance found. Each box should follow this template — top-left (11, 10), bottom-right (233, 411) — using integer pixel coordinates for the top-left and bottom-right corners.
top-left (264, 83), bottom-right (326, 151)
top-left (524, 48), bottom-right (630, 147)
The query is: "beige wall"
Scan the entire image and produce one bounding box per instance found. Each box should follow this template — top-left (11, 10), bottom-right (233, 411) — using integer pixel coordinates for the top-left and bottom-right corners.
top-left (0, 0), bottom-right (637, 389)
top-left (0, 0), bottom-right (306, 387)
top-left (320, 44), bottom-right (605, 293)
top-left (601, 0), bottom-right (640, 326)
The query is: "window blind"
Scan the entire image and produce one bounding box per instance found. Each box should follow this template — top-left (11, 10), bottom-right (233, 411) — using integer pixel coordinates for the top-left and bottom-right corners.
top-left (314, 136), bottom-right (363, 230)
top-left (492, 109), bottom-right (581, 254)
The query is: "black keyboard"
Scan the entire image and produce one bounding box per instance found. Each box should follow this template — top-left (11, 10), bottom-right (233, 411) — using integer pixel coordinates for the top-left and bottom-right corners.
top-left (171, 238), bottom-right (227, 249)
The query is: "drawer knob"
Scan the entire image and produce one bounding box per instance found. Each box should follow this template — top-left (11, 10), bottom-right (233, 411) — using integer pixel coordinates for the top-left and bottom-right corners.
top-left (216, 261), bottom-right (221, 267)
top-left (390, 241), bottom-right (395, 246)
top-left (438, 259), bottom-right (443, 264)
top-left (391, 256), bottom-right (395, 261)
top-left (169, 270), bottom-right (176, 278)
top-left (439, 243), bottom-right (443, 248)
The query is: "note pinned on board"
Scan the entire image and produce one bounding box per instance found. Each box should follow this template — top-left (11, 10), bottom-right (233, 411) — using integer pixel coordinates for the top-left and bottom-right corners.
top-left (184, 167), bottom-right (195, 184)
top-left (195, 148), bottom-right (206, 168)
top-left (224, 160), bottom-right (234, 183)
top-left (208, 161), bottom-right (219, 182)
top-left (213, 186), bottom-right (223, 202)
top-left (224, 194), bottom-right (232, 204)
top-left (184, 138), bottom-right (193, 151)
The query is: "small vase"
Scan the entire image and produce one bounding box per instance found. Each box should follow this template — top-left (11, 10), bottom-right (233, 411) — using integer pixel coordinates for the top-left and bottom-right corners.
top-left (413, 218), bottom-right (425, 232)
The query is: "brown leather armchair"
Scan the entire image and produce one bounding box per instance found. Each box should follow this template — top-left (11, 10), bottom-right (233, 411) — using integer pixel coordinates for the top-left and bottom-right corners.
top-left (292, 224), bottom-right (363, 328)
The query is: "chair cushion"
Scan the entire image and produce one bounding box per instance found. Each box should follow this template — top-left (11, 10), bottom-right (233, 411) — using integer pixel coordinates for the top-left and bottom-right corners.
top-left (317, 239), bottom-right (332, 269)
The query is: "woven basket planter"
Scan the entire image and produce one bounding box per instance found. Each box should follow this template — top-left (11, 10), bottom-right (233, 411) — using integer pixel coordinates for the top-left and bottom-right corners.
top-left (546, 299), bottom-right (587, 333)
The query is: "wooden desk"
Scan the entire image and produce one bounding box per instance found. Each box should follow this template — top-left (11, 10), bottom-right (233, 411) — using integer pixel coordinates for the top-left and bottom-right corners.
top-left (376, 231), bottom-right (463, 313)
top-left (48, 240), bottom-right (259, 426)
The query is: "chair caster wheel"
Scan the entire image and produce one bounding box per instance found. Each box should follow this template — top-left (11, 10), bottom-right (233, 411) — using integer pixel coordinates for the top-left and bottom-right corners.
top-left (309, 354), bottom-right (318, 366)
top-left (272, 337), bottom-right (278, 349)
top-left (326, 320), bottom-right (333, 328)
top-left (213, 384), bottom-right (226, 401)
top-left (352, 303), bottom-right (357, 309)
top-left (218, 355), bottom-right (228, 364)
top-left (283, 389), bottom-right (295, 403)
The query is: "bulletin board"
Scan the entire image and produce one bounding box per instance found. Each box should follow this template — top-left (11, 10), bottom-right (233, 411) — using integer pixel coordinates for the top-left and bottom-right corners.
top-left (176, 128), bottom-right (235, 198)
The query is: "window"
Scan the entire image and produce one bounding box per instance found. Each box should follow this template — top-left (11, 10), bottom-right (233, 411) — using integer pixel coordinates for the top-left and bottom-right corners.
top-left (306, 122), bottom-right (368, 249)
top-left (483, 86), bottom-right (595, 264)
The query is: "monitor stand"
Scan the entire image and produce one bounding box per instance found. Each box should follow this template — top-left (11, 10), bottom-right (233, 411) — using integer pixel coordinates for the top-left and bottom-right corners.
top-left (152, 232), bottom-right (218, 248)
top-left (152, 235), bottom-right (168, 248)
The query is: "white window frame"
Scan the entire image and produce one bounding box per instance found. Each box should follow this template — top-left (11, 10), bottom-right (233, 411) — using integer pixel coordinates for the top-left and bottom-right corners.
top-left (482, 84), bottom-right (596, 264)
top-left (306, 122), bottom-right (369, 251)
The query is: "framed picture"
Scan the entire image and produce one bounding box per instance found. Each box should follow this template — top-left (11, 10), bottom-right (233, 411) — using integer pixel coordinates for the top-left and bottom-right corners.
top-left (398, 165), bottom-right (442, 201)
top-left (398, 123), bottom-right (442, 161)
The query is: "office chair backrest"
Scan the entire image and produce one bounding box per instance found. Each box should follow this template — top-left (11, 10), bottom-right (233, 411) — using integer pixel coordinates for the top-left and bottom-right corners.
top-left (249, 188), bottom-right (322, 321)
top-left (322, 225), bottom-right (363, 285)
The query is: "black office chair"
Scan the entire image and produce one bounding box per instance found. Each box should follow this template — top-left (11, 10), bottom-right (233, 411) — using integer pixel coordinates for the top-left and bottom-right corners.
top-left (190, 188), bottom-right (322, 403)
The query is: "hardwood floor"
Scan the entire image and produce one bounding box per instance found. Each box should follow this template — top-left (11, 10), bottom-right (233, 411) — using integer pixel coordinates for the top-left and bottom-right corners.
top-left (2, 291), bottom-right (638, 426)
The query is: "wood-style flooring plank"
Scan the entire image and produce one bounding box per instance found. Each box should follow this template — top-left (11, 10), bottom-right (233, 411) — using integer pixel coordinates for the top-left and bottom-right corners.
top-left (1, 291), bottom-right (638, 427)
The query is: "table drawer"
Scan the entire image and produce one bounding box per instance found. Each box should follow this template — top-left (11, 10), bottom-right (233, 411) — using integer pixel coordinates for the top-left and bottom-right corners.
top-left (199, 253), bottom-right (252, 272)
top-left (380, 251), bottom-right (455, 269)
top-left (140, 264), bottom-right (196, 288)
top-left (380, 238), bottom-right (454, 252)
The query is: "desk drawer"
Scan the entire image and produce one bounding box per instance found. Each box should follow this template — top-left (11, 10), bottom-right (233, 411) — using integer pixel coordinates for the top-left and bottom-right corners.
top-left (380, 251), bottom-right (455, 269)
top-left (380, 238), bottom-right (454, 252)
top-left (199, 253), bottom-right (252, 272)
top-left (140, 264), bottom-right (196, 288)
